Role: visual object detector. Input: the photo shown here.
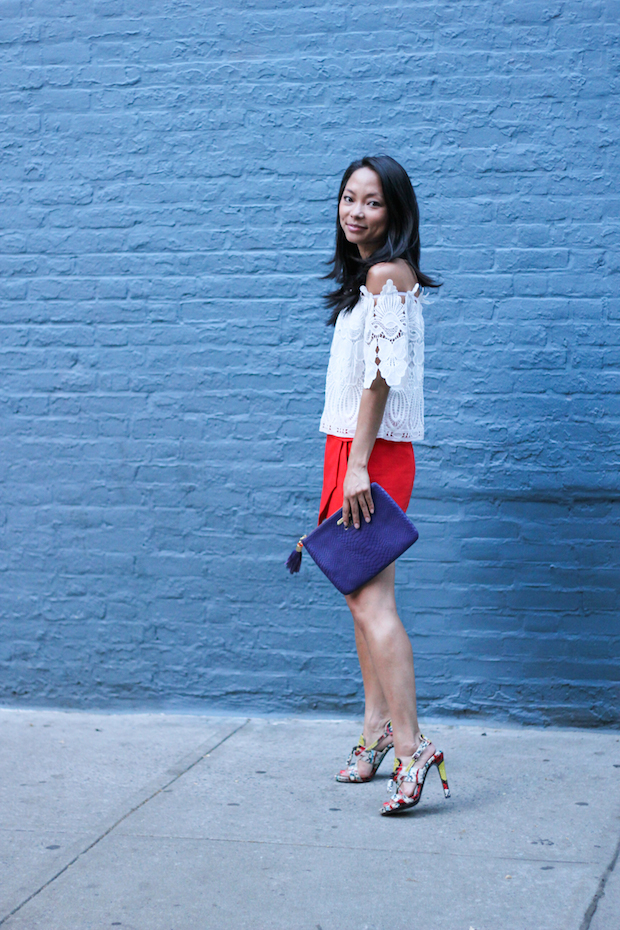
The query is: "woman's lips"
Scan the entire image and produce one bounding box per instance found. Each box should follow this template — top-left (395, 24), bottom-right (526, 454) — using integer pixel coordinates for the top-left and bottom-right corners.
top-left (346, 223), bottom-right (366, 232)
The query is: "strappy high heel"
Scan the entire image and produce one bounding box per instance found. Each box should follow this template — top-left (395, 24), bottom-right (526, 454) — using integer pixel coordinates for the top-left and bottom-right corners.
top-left (336, 720), bottom-right (394, 783)
top-left (380, 735), bottom-right (450, 815)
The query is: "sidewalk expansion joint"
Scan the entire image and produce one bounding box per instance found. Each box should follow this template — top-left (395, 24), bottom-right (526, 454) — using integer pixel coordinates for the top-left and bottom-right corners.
top-left (0, 719), bottom-right (250, 927)
top-left (579, 830), bottom-right (620, 930)
top-left (109, 831), bottom-right (594, 865)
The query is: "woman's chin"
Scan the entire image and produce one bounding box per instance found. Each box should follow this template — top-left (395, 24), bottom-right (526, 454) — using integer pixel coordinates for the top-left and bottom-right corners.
top-left (343, 231), bottom-right (367, 247)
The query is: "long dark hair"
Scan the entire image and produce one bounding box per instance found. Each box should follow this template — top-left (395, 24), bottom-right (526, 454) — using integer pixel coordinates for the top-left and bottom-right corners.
top-left (325, 155), bottom-right (440, 325)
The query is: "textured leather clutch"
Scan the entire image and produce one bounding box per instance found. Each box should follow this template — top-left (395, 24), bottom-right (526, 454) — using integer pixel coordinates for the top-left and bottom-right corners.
top-left (286, 483), bottom-right (419, 595)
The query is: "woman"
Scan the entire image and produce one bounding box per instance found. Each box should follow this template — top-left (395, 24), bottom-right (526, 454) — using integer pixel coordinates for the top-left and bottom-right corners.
top-left (319, 155), bottom-right (449, 815)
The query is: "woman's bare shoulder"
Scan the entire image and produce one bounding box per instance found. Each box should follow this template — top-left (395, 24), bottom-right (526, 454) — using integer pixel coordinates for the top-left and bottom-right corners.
top-left (365, 259), bottom-right (417, 295)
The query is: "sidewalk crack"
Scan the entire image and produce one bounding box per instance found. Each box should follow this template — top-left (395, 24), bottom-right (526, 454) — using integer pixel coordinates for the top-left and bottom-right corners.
top-left (0, 719), bottom-right (250, 926)
top-left (579, 832), bottom-right (620, 930)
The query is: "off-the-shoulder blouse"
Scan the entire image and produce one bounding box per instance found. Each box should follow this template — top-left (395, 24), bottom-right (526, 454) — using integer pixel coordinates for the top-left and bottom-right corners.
top-left (319, 279), bottom-right (424, 442)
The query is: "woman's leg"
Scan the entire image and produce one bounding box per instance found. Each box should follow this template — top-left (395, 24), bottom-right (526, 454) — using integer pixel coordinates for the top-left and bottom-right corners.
top-left (354, 624), bottom-right (390, 734)
top-left (346, 562), bottom-right (434, 792)
top-left (347, 624), bottom-right (392, 780)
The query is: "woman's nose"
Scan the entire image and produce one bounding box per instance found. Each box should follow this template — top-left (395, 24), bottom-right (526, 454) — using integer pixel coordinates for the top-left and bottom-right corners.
top-left (351, 202), bottom-right (364, 217)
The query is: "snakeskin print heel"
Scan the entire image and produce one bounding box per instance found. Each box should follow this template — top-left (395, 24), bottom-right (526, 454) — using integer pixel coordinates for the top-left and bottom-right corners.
top-left (380, 735), bottom-right (450, 815)
top-left (336, 720), bottom-right (394, 783)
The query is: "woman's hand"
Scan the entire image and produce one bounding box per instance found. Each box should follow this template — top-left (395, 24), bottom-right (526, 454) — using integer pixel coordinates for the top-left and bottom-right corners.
top-left (342, 462), bottom-right (374, 530)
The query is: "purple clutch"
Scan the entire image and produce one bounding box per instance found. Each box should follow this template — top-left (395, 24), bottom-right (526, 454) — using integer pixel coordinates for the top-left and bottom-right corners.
top-left (286, 483), bottom-right (419, 595)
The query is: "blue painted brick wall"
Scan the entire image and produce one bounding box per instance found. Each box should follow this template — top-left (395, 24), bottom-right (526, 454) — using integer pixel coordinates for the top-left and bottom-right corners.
top-left (0, 0), bottom-right (618, 725)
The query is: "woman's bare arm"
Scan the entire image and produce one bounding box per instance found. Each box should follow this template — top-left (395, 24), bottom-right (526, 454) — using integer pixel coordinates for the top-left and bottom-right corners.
top-left (342, 375), bottom-right (390, 529)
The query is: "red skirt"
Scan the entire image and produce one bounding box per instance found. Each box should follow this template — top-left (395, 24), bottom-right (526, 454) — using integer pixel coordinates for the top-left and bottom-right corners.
top-left (318, 435), bottom-right (415, 524)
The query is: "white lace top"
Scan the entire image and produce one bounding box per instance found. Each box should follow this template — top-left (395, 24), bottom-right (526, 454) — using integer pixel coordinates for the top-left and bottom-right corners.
top-left (319, 279), bottom-right (424, 442)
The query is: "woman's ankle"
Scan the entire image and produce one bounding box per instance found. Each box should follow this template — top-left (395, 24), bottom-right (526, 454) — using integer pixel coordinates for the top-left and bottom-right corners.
top-left (394, 732), bottom-right (429, 761)
top-left (363, 714), bottom-right (391, 741)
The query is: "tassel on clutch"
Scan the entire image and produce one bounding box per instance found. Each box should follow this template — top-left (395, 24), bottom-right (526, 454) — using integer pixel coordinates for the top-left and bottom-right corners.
top-left (285, 483), bottom-right (419, 595)
top-left (285, 535), bottom-right (306, 574)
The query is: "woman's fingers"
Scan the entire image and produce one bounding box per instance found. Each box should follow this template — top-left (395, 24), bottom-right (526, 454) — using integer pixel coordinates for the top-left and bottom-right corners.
top-left (357, 492), bottom-right (371, 525)
top-left (343, 492), bottom-right (374, 529)
top-left (365, 488), bottom-right (375, 518)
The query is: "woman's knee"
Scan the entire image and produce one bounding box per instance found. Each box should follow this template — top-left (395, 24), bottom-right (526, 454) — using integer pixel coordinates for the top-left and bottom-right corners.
top-left (348, 598), bottom-right (400, 640)
top-left (347, 593), bottom-right (378, 633)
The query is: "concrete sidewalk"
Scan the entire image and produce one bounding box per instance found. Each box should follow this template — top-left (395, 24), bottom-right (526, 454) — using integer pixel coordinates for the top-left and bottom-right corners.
top-left (0, 709), bottom-right (618, 930)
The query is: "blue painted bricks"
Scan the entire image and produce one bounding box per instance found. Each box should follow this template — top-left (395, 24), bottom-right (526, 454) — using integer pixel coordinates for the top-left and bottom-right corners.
top-left (0, 1), bottom-right (618, 725)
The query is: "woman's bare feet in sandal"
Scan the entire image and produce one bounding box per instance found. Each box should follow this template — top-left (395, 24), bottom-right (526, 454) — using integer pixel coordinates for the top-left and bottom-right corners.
top-left (380, 733), bottom-right (451, 815)
top-left (396, 735), bottom-right (436, 797)
top-left (354, 721), bottom-right (394, 780)
top-left (336, 719), bottom-right (393, 783)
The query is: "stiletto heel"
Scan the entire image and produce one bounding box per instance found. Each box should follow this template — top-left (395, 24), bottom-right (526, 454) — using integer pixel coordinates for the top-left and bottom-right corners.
top-left (380, 735), bottom-right (450, 815)
top-left (437, 758), bottom-right (451, 798)
top-left (336, 720), bottom-right (393, 783)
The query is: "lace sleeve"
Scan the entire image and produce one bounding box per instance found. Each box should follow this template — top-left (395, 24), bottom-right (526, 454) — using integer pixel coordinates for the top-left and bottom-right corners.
top-left (363, 281), bottom-right (409, 388)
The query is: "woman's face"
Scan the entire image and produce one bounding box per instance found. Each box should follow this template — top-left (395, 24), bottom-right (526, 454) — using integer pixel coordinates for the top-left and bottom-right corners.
top-left (339, 167), bottom-right (388, 258)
